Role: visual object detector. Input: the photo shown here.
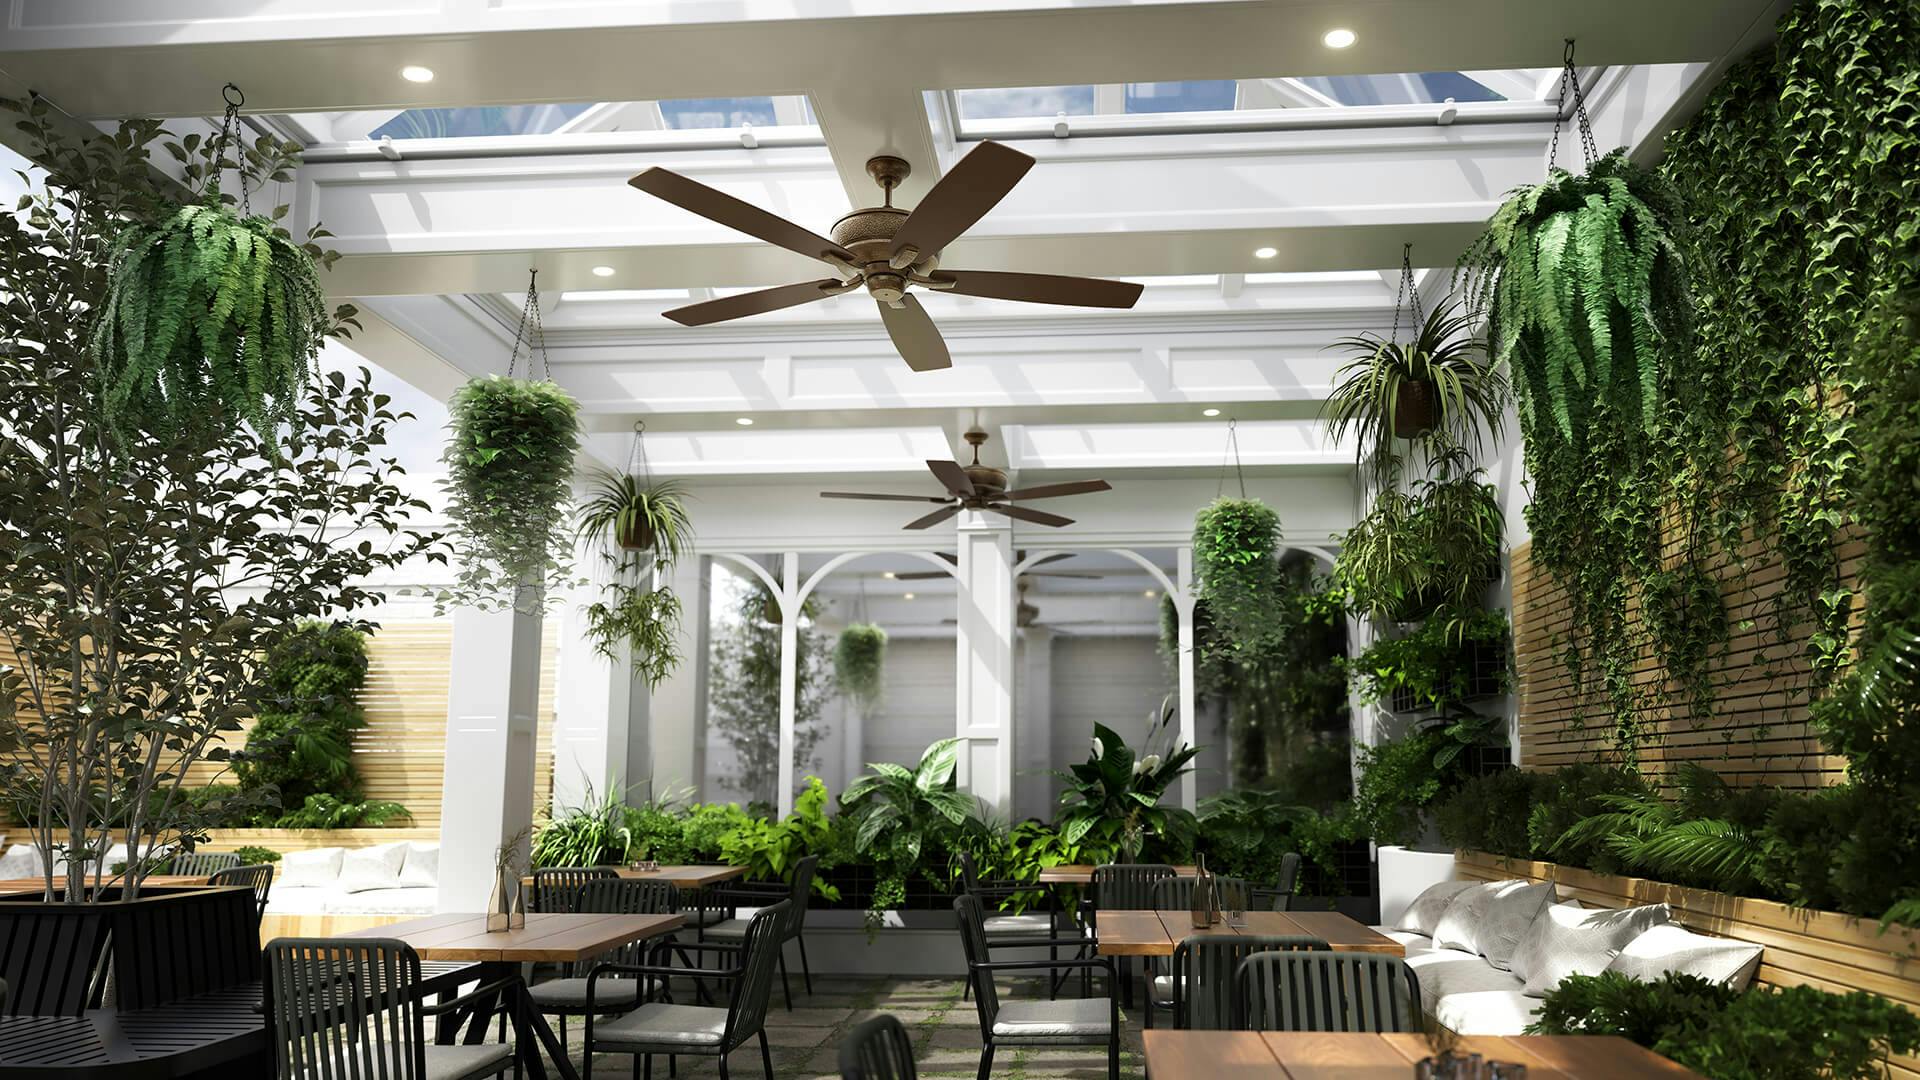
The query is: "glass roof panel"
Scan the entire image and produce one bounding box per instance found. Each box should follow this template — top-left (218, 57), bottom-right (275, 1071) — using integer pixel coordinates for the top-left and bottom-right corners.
top-left (370, 103), bottom-right (593, 140)
top-left (955, 85), bottom-right (1096, 120)
top-left (1295, 72), bottom-right (1504, 107)
top-left (288, 96), bottom-right (815, 145)
top-left (1124, 80), bottom-right (1237, 113)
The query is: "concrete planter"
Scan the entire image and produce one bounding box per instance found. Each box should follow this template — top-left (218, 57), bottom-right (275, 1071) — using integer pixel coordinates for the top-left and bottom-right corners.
top-left (1376, 845), bottom-right (1457, 927)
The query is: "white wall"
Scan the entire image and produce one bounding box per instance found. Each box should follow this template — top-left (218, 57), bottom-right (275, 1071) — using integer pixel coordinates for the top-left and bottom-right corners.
top-left (1046, 635), bottom-right (1175, 811)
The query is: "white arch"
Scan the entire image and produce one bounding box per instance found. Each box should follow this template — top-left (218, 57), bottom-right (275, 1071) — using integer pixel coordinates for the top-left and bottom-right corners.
top-left (1281, 543), bottom-right (1340, 572)
top-left (707, 551), bottom-right (787, 616)
top-left (1014, 546), bottom-right (1180, 598)
top-left (797, 550), bottom-right (959, 606)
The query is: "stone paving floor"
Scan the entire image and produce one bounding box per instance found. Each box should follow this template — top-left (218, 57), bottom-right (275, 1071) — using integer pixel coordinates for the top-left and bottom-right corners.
top-left (540, 974), bottom-right (1146, 1079)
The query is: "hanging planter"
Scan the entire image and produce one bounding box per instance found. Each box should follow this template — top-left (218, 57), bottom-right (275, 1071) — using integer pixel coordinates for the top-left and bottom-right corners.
top-left (577, 424), bottom-right (693, 690)
top-left (834, 623), bottom-right (888, 710)
top-left (91, 84), bottom-right (336, 445)
top-left (1392, 378), bottom-right (1438, 439)
top-left (578, 470), bottom-right (692, 559)
top-left (442, 272), bottom-right (580, 611)
top-left (1192, 496), bottom-right (1284, 654)
top-left (1336, 443), bottom-right (1505, 624)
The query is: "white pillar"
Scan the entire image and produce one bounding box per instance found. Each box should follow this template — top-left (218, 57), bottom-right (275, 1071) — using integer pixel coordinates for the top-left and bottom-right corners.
top-left (1017, 626), bottom-right (1056, 821)
top-left (438, 604), bottom-right (541, 911)
top-left (551, 543), bottom-right (645, 812)
top-left (775, 552), bottom-right (800, 817)
top-left (648, 555), bottom-right (710, 802)
top-left (954, 512), bottom-right (1016, 815)
top-left (1175, 547), bottom-right (1198, 811)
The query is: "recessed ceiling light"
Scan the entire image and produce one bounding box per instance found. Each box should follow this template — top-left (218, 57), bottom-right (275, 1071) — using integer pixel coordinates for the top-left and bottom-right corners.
top-left (1144, 589), bottom-right (1158, 598)
top-left (400, 65), bottom-right (435, 83)
top-left (903, 592), bottom-right (916, 600)
top-left (1203, 408), bottom-right (1222, 418)
top-left (591, 265), bottom-right (616, 278)
top-left (1323, 28), bottom-right (1357, 49)
top-left (1254, 246), bottom-right (1278, 260)
top-left (882, 571), bottom-right (896, 579)
top-left (735, 417), bottom-right (754, 426)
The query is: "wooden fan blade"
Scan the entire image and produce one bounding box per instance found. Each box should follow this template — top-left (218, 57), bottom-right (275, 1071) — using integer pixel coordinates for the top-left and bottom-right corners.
top-left (926, 459), bottom-right (976, 498)
top-left (666, 280), bottom-right (840, 326)
top-left (1025, 571), bottom-right (1105, 579)
top-left (989, 504), bottom-right (1075, 528)
top-left (891, 570), bottom-right (950, 580)
top-left (1003, 479), bottom-right (1114, 501)
top-left (1027, 552), bottom-right (1071, 568)
top-left (904, 505), bottom-right (963, 530)
top-left (820, 492), bottom-right (952, 504)
top-left (889, 141), bottom-right (1034, 263)
top-left (879, 295), bottom-right (952, 372)
top-left (933, 270), bottom-right (1144, 309)
top-left (630, 167), bottom-right (854, 264)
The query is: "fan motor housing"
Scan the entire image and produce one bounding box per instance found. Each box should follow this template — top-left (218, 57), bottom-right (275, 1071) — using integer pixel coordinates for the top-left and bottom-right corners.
top-left (964, 464), bottom-right (1007, 494)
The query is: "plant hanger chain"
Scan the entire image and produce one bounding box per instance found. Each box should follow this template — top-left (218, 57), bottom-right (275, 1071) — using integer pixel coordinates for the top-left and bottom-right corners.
top-left (1548, 38), bottom-right (1600, 173)
top-left (212, 82), bottom-right (250, 215)
top-left (505, 268), bottom-right (553, 381)
top-left (1389, 242), bottom-right (1422, 347)
top-left (627, 419), bottom-right (654, 486)
top-left (1216, 417), bottom-right (1247, 499)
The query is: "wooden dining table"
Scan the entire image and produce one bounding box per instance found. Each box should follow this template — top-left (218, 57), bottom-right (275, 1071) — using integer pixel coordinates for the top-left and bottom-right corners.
top-left (345, 910), bottom-right (684, 1080)
top-left (1037, 864), bottom-right (1202, 885)
top-left (519, 864), bottom-right (748, 891)
top-left (1095, 909), bottom-right (1405, 956)
top-left (0, 874), bottom-right (211, 894)
top-left (1143, 1031), bottom-right (1701, 1079)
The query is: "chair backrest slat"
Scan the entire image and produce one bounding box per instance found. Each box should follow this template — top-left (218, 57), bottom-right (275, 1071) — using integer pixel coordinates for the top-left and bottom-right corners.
top-left (1172, 934), bottom-right (1328, 1030)
top-left (1234, 951), bottom-right (1422, 1033)
top-left (574, 878), bottom-right (680, 975)
top-left (532, 866), bottom-right (618, 913)
top-left (1090, 864), bottom-right (1175, 911)
top-left (266, 936), bottom-right (426, 1079)
top-left (839, 1013), bottom-right (918, 1080)
top-left (951, 894), bottom-right (998, 1030)
top-left (724, 900), bottom-right (790, 1049)
top-left (210, 863), bottom-right (275, 917)
top-left (1151, 875), bottom-right (1250, 913)
top-left (171, 851), bottom-right (242, 877)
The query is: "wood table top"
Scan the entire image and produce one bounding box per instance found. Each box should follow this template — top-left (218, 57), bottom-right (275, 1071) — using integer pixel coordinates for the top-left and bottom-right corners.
top-left (1096, 910), bottom-right (1403, 957)
top-left (0, 875), bottom-right (211, 895)
top-left (1143, 1032), bottom-right (1701, 1079)
top-left (1036, 865), bottom-right (1201, 885)
top-left (341, 911), bottom-right (684, 963)
top-left (520, 865), bottom-right (748, 890)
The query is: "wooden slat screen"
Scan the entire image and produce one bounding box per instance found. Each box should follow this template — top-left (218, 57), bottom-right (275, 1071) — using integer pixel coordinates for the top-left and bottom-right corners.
top-left (1511, 537), bottom-right (1857, 789)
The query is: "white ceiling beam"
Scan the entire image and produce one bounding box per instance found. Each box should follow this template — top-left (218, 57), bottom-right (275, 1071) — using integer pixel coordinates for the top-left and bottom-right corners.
top-left (0, 0), bottom-right (1780, 120)
top-left (811, 85), bottom-right (944, 208)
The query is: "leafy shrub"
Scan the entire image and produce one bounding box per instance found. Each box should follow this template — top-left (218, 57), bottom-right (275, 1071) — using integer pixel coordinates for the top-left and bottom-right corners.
top-left (231, 845), bottom-right (282, 865)
top-left (1349, 607), bottom-right (1510, 712)
top-left (274, 793), bottom-right (411, 830)
top-left (718, 776), bottom-right (842, 901)
top-left (533, 781), bottom-right (632, 868)
top-left (236, 621), bottom-right (370, 811)
top-left (1350, 731), bottom-right (1453, 847)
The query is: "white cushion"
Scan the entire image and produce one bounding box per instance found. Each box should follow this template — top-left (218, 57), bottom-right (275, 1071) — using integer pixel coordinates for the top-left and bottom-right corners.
top-left (1480, 881), bottom-right (1556, 971)
top-left (278, 847), bottom-right (345, 888)
top-left (320, 887), bottom-right (439, 915)
top-left (1606, 923), bottom-right (1763, 991)
top-left (1394, 880), bottom-right (1475, 936)
top-left (1403, 948), bottom-right (1525, 1013)
top-left (1368, 926), bottom-right (1434, 955)
top-left (399, 843), bottom-right (439, 888)
top-left (529, 975), bottom-right (646, 1010)
top-left (992, 998), bottom-right (1111, 1040)
top-left (423, 1041), bottom-right (517, 1080)
top-left (1432, 881), bottom-right (1509, 953)
top-left (337, 842), bottom-right (408, 893)
top-left (983, 913), bottom-right (1055, 937)
top-left (0, 844), bottom-right (44, 878)
top-left (1432, 989), bottom-right (1545, 1037)
top-left (1520, 903), bottom-right (1671, 997)
top-left (591, 1002), bottom-right (728, 1048)
top-left (1508, 899), bottom-right (1580, 984)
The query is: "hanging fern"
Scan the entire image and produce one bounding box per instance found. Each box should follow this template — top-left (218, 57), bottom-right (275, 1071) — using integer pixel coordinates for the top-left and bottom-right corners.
top-left (834, 623), bottom-right (888, 710)
top-left (1458, 149), bottom-right (1692, 448)
top-left (91, 199), bottom-right (333, 443)
top-left (441, 375), bottom-right (581, 611)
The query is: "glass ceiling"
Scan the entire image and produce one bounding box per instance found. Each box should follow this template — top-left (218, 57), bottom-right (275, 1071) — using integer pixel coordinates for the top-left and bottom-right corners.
top-left (281, 96), bottom-right (817, 145)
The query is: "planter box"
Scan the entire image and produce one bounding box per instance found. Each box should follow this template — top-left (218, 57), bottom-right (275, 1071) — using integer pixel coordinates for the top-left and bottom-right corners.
top-left (1376, 846), bottom-right (1458, 927)
top-left (0, 884), bottom-right (257, 1015)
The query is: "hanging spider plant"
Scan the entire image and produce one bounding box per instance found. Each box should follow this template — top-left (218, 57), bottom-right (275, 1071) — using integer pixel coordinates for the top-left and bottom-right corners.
top-left (1336, 443), bottom-right (1505, 623)
top-left (576, 470), bottom-right (694, 690)
top-left (1322, 297), bottom-right (1507, 482)
top-left (577, 470), bottom-right (693, 560)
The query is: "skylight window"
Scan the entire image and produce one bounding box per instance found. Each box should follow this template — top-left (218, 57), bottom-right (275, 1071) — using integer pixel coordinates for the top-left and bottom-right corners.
top-left (279, 96), bottom-right (817, 146)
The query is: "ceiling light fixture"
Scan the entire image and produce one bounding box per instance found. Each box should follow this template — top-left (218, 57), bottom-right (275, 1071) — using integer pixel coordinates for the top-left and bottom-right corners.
top-left (1144, 589), bottom-right (1158, 598)
top-left (591, 265), bottom-right (616, 278)
top-left (882, 571), bottom-right (897, 579)
top-left (400, 65), bottom-right (435, 83)
top-left (735, 417), bottom-right (754, 426)
top-left (903, 592), bottom-right (916, 600)
top-left (1203, 408), bottom-right (1222, 418)
top-left (1254, 246), bottom-right (1278, 260)
top-left (1323, 28), bottom-right (1357, 49)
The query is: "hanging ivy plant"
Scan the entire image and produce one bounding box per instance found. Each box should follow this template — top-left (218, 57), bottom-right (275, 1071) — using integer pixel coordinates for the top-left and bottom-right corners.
top-left (89, 115), bottom-right (347, 445)
top-left (833, 623), bottom-right (889, 710)
top-left (441, 375), bottom-right (580, 611)
top-left (1192, 497), bottom-right (1284, 654)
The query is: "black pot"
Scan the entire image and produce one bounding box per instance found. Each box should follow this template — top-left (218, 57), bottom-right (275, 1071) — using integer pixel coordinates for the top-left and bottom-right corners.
top-left (1393, 379), bottom-right (1438, 438)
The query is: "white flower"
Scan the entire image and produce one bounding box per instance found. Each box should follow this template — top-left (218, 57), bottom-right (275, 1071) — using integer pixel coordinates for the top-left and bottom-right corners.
top-left (1091, 736), bottom-right (1105, 759)
top-left (1141, 754), bottom-right (1163, 773)
top-left (1132, 761), bottom-right (1150, 776)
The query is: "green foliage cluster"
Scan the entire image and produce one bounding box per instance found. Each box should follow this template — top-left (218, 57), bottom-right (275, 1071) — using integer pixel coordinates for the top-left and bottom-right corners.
top-left (1194, 786), bottom-right (1354, 890)
top-left (90, 129), bottom-right (352, 447)
top-left (441, 375), bottom-right (580, 612)
top-left (1349, 608), bottom-right (1510, 713)
top-left (841, 740), bottom-right (979, 928)
top-left (1529, 971), bottom-right (1920, 1080)
top-left (236, 621), bottom-right (369, 810)
top-left (1337, 453), bottom-right (1505, 625)
top-left (1191, 498), bottom-right (1285, 655)
top-left (576, 471), bottom-right (694, 689)
top-left (1053, 713), bottom-right (1200, 862)
top-left (832, 624), bottom-right (888, 710)
top-left (1348, 728), bottom-right (1486, 848)
top-left (273, 793), bottom-right (411, 830)
top-left (230, 845), bottom-right (282, 866)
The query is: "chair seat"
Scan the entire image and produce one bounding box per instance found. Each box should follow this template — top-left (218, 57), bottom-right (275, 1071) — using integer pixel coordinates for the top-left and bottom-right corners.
top-left (703, 917), bottom-right (752, 938)
top-left (590, 1002), bottom-right (730, 1049)
top-left (424, 1042), bottom-right (518, 1080)
top-left (983, 913), bottom-right (1055, 937)
top-left (528, 976), bottom-right (650, 1010)
top-left (683, 906), bottom-right (732, 927)
top-left (992, 998), bottom-right (1111, 1042)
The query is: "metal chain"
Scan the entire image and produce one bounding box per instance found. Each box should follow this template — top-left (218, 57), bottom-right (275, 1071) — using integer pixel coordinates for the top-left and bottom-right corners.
top-left (627, 420), bottom-right (653, 485)
top-left (1390, 242), bottom-right (1420, 343)
top-left (1215, 417), bottom-right (1247, 499)
top-left (505, 269), bottom-right (552, 380)
top-left (214, 83), bottom-right (250, 215)
top-left (1547, 38), bottom-right (1599, 173)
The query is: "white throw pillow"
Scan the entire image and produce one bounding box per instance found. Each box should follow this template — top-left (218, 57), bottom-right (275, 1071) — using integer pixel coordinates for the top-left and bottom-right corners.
top-left (1394, 880), bottom-right (1476, 936)
top-left (0, 844), bottom-right (43, 878)
top-left (398, 843), bottom-right (439, 888)
top-left (337, 842), bottom-right (409, 894)
top-left (278, 846), bottom-right (346, 888)
top-left (1606, 923), bottom-right (1764, 990)
top-left (1509, 899), bottom-right (1582, 984)
top-left (1432, 881), bottom-right (1513, 954)
top-left (1481, 881), bottom-right (1557, 970)
top-left (1520, 903), bottom-right (1672, 997)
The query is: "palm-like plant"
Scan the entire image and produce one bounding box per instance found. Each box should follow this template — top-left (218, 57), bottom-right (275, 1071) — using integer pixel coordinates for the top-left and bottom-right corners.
top-left (841, 739), bottom-right (981, 928)
top-left (577, 470), bottom-right (694, 561)
top-left (1323, 296), bottom-right (1507, 483)
top-left (1549, 765), bottom-right (1761, 893)
top-left (1054, 702), bottom-right (1200, 861)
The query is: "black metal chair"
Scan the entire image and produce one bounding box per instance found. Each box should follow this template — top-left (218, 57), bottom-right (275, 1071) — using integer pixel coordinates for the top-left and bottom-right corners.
top-left (531, 878), bottom-right (681, 1052)
top-left (1086, 863), bottom-right (1174, 1008)
top-left (838, 1013), bottom-right (917, 1080)
top-left (1140, 875), bottom-right (1251, 1027)
top-left (531, 866), bottom-right (618, 913)
top-left (264, 937), bottom-right (517, 1080)
top-left (702, 853), bottom-right (818, 1010)
top-left (1253, 852), bottom-right (1303, 913)
top-left (582, 901), bottom-right (789, 1080)
top-left (209, 862), bottom-right (274, 917)
top-left (170, 850), bottom-right (241, 876)
top-left (1166, 934), bottom-right (1328, 1030)
top-left (955, 893), bottom-right (1118, 1080)
top-left (1235, 951), bottom-right (1423, 1033)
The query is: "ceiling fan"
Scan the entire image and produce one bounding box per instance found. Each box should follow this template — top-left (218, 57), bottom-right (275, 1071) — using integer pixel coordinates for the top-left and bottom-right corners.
top-left (891, 551), bottom-right (1105, 582)
top-left (821, 430), bottom-right (1111, 530)
top-left (627, 142), bottom-right (1145, 371)
top-left (943, 581), bottom-right (1112, 634)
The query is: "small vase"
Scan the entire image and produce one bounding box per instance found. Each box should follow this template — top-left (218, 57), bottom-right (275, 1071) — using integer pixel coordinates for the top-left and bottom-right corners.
top-left (509, 879), bottom-right (527, 929)
top-left (486, 866), bottom-right (511, 933)
top-left (1190, 854), bottom-right (1218, 929)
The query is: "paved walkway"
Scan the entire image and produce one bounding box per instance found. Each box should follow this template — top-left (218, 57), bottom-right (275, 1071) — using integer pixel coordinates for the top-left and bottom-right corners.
top-left (554, 974), bottom-right (1145, 1078)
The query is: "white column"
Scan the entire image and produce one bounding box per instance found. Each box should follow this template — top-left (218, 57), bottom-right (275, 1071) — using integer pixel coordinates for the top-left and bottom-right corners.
top-left (551, 543), bottom-right (644, 812)
top-left (1017, 626), bottom-right (1056, 821)
top-left (648, 555), bottom-right (710, 802)
top-left (775, 552), bottom-right (800, 817)
top-left (1175, 547), bottom-right (1199, 811)
top-left (438, 604), bottom-right (541, 911)
top-left (954, 512), bottom-right (1016, 814)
